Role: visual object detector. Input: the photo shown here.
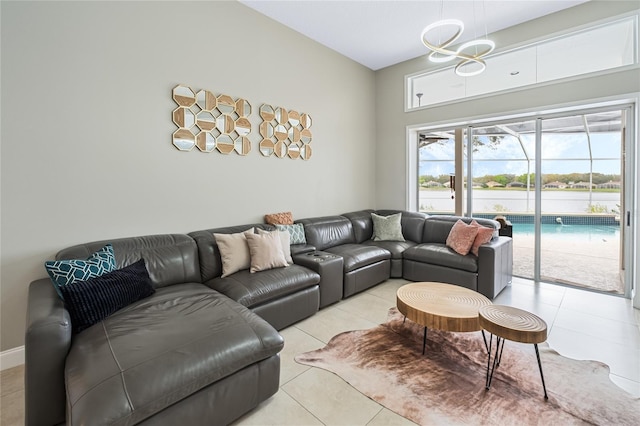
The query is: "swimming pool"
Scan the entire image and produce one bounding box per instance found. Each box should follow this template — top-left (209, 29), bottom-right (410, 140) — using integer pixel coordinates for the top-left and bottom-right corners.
top-left (512, 223), bottom-right (620, 242)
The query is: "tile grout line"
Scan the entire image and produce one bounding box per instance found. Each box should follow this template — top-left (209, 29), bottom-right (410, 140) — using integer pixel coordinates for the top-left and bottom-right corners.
top-left (280, 384), bottom-right (328, 426)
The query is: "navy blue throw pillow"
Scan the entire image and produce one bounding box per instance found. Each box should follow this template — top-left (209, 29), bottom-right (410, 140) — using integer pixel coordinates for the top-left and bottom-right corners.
top-left (60, 258), bottom-right (155, 333)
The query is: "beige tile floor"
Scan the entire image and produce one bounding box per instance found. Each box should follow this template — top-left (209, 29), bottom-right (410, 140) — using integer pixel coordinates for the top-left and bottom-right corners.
top-left (2, 278), bottom-right (639, 425)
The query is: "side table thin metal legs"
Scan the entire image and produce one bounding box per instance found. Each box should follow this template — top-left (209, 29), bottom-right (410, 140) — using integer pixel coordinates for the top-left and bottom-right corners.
top-left (534, 343), bottom-right (549, 399)
top-left (484, 333), bottom-right (548, 399)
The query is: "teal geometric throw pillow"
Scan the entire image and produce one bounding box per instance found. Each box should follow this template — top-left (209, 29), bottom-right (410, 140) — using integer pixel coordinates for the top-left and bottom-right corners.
top-left (45, 244), bottom-right (116, 299)
top-left (275, 224), bottom-right (307, 245)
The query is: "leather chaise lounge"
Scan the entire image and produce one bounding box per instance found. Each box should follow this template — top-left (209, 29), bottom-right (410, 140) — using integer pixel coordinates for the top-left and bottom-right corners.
top-left (26, 234), bottom-right (285, 426)
top-left (25, 209), bottom-right (513, 425)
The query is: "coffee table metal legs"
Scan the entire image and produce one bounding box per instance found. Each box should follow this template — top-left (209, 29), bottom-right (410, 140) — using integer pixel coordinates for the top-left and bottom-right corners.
top-left (422, 327), bottom-right (427, 355)
top-left (484, 333), bottom-right (548, 399)
top-left (401, 316), bottom-right (428, 355)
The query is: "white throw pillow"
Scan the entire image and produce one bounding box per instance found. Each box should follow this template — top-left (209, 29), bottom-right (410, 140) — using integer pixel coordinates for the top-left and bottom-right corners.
top-left (213, 228), bottom-right (254, 277)
top-left (257, 228), bottom-right (293, 263)
top-left (245, 232), bottom-right (289, 273)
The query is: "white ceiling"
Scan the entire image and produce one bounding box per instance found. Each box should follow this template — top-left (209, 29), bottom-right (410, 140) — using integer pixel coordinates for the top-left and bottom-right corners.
top-left (239, 0), bottom-right (589, 70)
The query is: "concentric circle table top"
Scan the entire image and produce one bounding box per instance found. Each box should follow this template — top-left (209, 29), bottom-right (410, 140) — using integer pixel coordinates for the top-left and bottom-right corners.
top-left (479, 305), bottom-right (547, 344)
top-left (396, 282), bottom-right (492, 332)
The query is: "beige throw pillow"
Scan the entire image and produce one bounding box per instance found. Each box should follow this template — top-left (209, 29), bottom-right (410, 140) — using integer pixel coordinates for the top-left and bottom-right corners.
top-left (257, 228), bottom-right (293, 263)
top-left (445, 220), bottom-right (479, 256)
top-left (213, 228), bottom-right (254, 278)
top-left (245, 232), bottom-right (289, 273)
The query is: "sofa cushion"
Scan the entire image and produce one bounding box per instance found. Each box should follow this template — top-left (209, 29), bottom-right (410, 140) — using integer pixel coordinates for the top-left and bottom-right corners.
top-left (423, 216), bottom-right (499, 244)
top-left (324, 244), bottom-right (391, 273)
top-left (296, 216), bottom-right (356, 250)
top-left (64, 283), bottom-right (284, 425)
top-left (371, 212), bottom-right (405, 241)
top-left (403, 243), bottom-right (478, 273)
top-left (246, 232), bottom-right (289, 273)
top-left (56, 234), bottom-right (201, 289)
top-left (206, 264), bottom-right (320, 309)
top-left (341, 210), bottom-right (375, 243)
top-left (46, 244), bottom-right (117, 299)
top-left (362, 240), bottom-right (417, 259)
top-left (60, 259), bottom-right (155, 333)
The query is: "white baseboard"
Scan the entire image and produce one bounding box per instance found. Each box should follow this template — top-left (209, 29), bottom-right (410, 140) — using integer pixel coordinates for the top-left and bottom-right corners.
top-left (1, 346), bottom-right (25, 370)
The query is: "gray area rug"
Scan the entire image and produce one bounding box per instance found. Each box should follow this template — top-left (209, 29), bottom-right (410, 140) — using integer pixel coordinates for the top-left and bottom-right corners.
top-left (295, 308), bottom-right (639, 425)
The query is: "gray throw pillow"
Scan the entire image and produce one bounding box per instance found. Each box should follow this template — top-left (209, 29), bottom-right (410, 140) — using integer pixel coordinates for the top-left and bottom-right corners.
top-left (371, 213), bottom-right (405, 241)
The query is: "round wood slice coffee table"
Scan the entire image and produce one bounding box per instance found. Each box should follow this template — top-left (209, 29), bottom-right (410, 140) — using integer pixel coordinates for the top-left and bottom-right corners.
top-left (396, 282), bottom-right (492, 354)
top-left (479, 305), bottom-right (549, 399)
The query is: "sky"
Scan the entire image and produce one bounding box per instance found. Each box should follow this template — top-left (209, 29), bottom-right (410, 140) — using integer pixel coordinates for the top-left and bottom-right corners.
top-left (419, 132), bottom-right (622, 178)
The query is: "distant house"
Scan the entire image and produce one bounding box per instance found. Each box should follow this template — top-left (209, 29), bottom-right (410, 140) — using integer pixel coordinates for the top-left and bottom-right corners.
top-left (571, 181), bottom-right (595, 189)
top-left (485, 181), bottom-right (504, 188)
top-left (421, 181), bottom-right (443, 188)
top-left (507, 182), bottom-right (526, 188)
top-left (544, 181), bottom-right (567, 189)
top-left (597, 181), bottom-right (621, 189)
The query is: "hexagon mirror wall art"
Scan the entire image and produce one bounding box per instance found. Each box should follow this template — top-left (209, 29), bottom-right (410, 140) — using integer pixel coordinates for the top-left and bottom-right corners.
top-left (259, 104), bottom-right (312, 160)
top-left (171, 84), bottom-right (252, 155)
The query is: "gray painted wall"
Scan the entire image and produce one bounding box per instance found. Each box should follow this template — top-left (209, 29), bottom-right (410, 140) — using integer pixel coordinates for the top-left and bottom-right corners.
top-left (2, 0), bottom-right (639, 353)
top-left (0, 1), bottom-right (376, 351)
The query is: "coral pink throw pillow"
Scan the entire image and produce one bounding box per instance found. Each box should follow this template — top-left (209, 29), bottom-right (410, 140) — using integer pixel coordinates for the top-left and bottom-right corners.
top-left (470, 220), bottom-right (494, 256)
top-left (446, 219), bottom-right (479, 256)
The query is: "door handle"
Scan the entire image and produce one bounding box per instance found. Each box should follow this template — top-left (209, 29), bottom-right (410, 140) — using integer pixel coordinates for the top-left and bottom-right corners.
top-left (627, 211), bottom-right (631, 226)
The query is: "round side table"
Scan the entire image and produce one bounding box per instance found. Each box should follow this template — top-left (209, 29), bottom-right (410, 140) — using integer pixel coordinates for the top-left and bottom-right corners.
top-left (478, 305), bottom-right (549, 399)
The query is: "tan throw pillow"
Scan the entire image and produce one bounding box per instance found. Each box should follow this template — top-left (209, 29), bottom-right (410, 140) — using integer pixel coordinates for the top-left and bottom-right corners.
top-left (264, 211), bottom-right (294, 225)
top-left (257, 228), bottom-right (293, 263)
top-left (470, 220), bottom-right (494, 256)
top-left (245, 232), bottom-right (289, 273)
top-left (213, 228), bottom-right (254, 278)
top-left (445, 220), bottom-right (479, 256)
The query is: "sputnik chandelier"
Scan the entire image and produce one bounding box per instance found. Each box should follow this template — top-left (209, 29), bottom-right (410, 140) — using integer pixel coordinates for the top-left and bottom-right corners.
top-left (420, 2), bottom-right (495, 77)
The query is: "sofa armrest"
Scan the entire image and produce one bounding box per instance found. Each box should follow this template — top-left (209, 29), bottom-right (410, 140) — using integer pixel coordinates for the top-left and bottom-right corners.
top-left (477, 237), bottom-right (513, 299)
top-left (25, 279), bottom-right (72, 426)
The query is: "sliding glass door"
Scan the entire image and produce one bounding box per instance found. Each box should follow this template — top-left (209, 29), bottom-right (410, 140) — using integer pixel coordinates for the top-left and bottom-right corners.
top-left (539, 112), bottom-right (623, 293)
top-left (417, 105), bottom-right (634, 296)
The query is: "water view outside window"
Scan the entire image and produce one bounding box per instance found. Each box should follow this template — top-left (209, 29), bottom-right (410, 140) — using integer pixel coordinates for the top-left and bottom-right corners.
top-left (418, 110), bottom-right (623, 294)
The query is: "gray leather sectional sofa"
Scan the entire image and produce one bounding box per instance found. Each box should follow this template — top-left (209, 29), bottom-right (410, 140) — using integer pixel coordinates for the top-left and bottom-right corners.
top-left (25, 209), bottom-right (512, 426)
